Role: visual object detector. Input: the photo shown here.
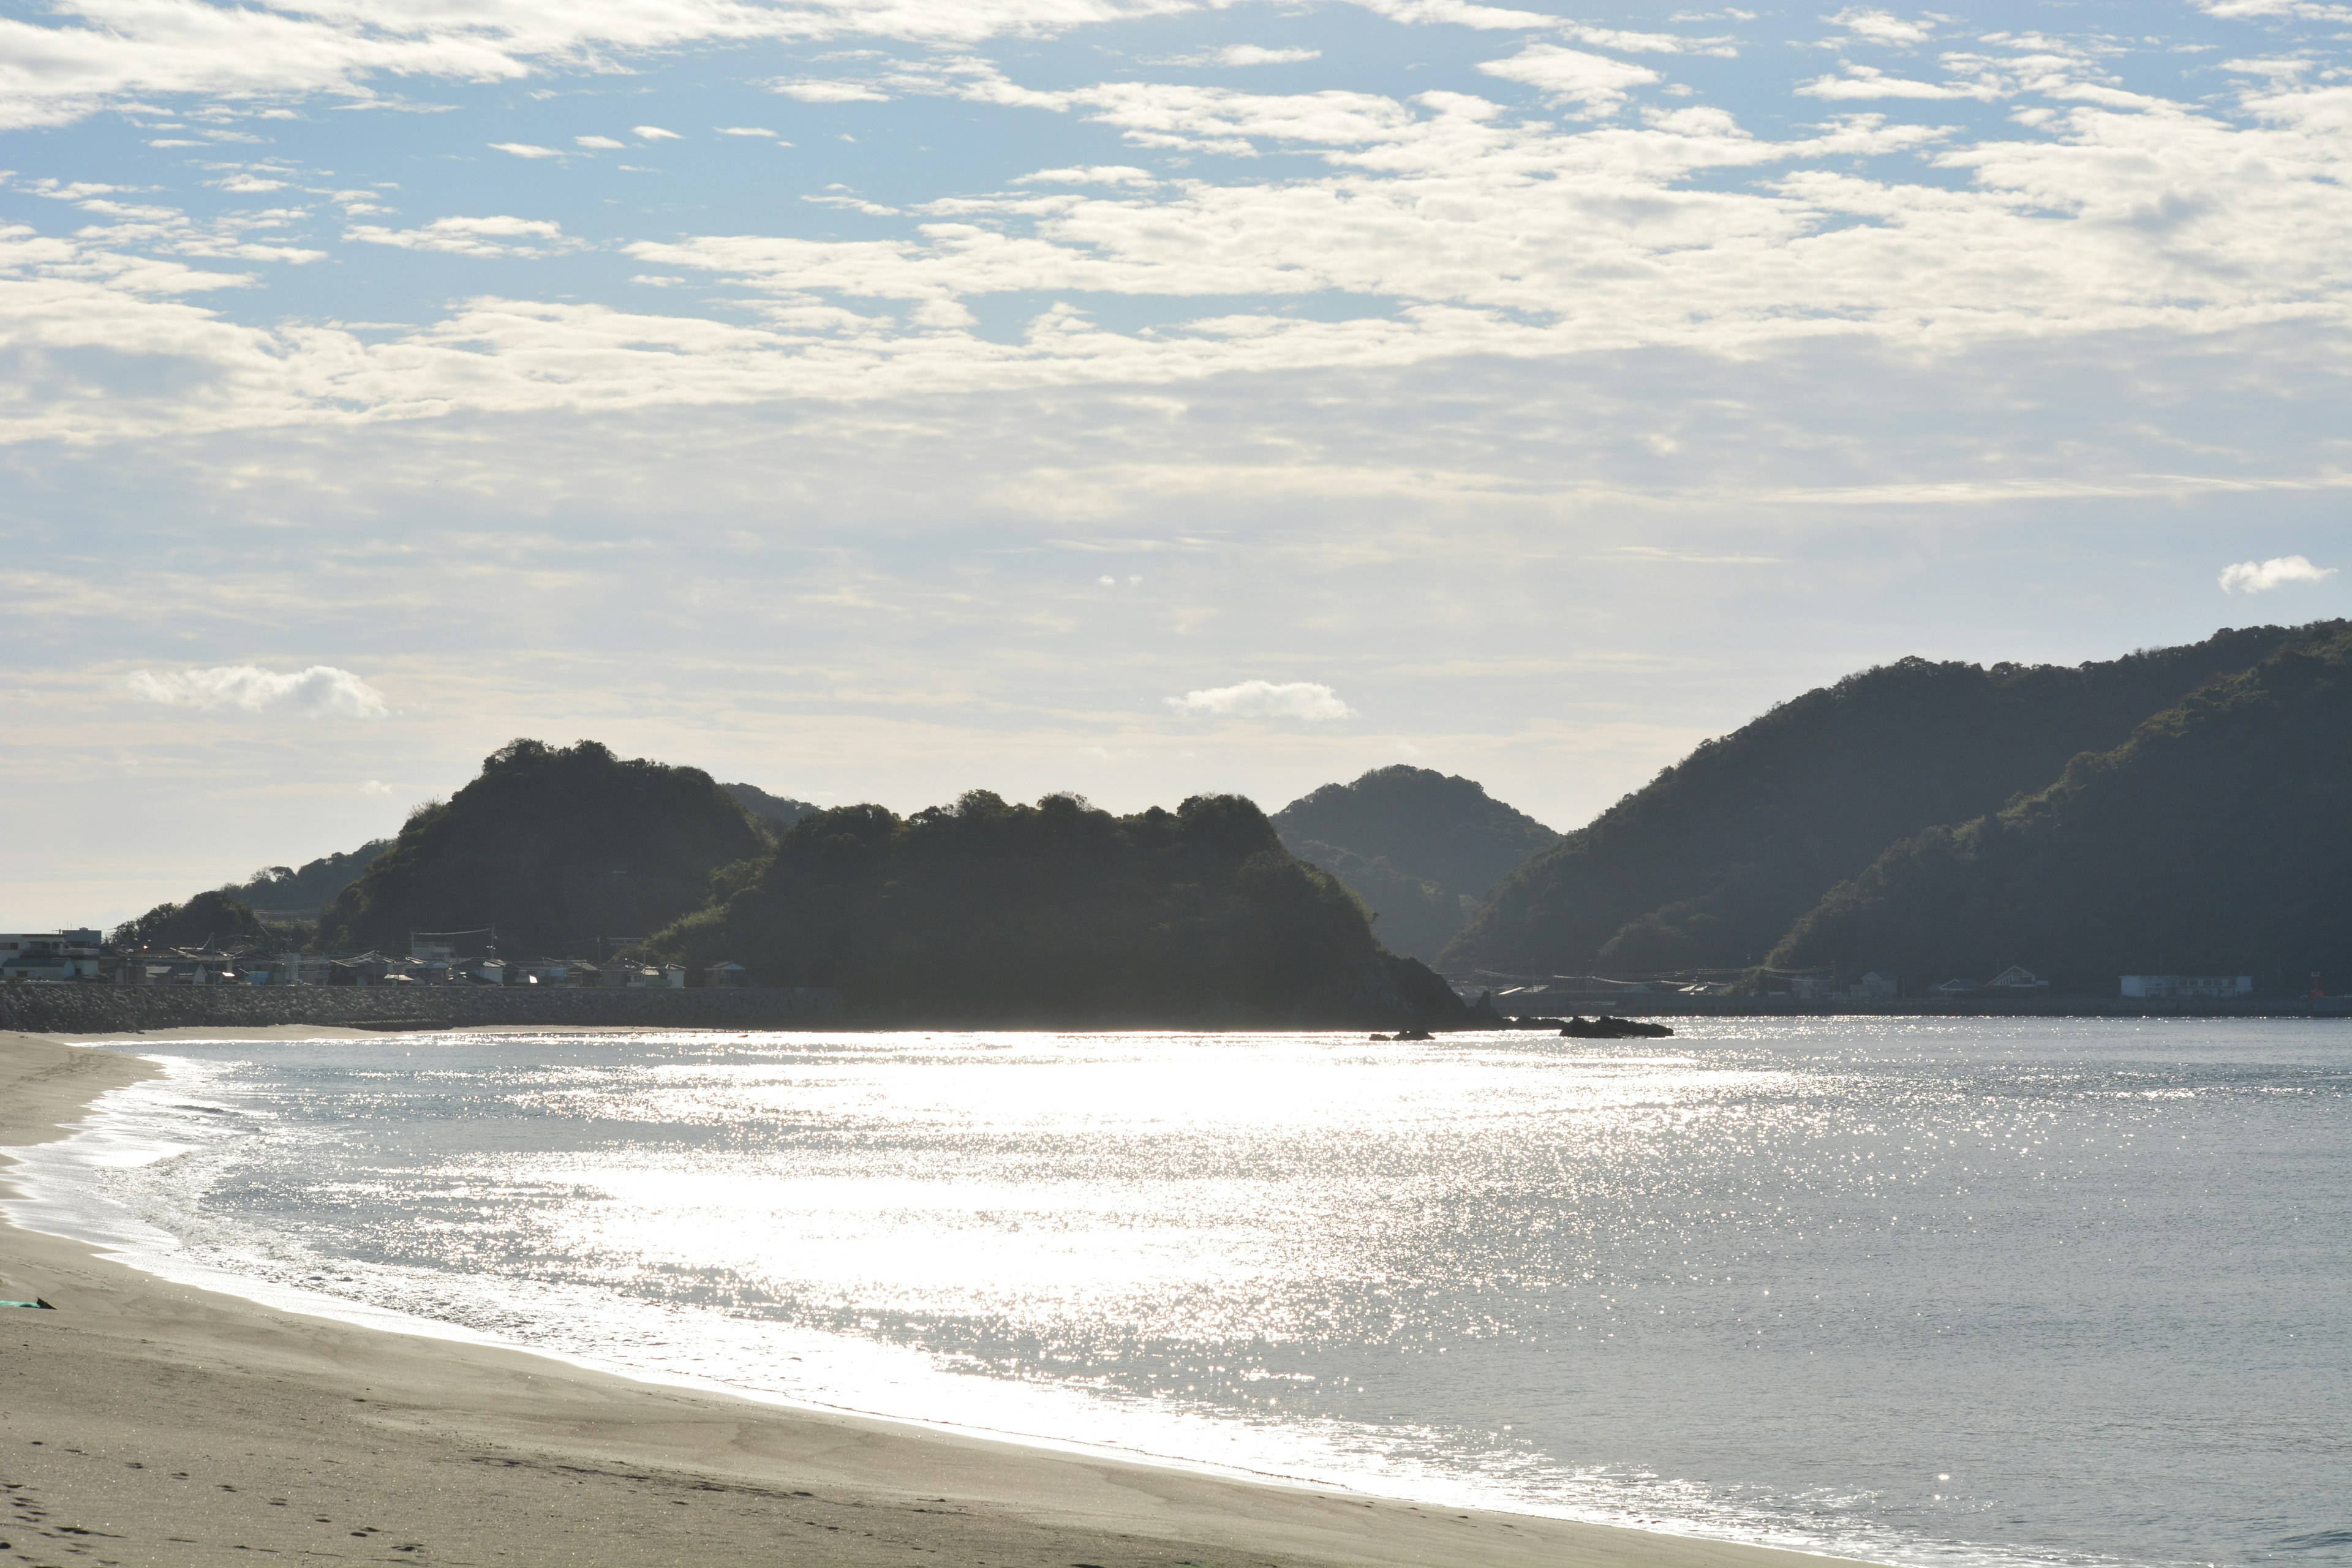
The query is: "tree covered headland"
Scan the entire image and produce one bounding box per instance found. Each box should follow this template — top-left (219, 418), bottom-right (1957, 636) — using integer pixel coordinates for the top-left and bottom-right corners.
top-left (644, 789), bottom-right (1463, 1026)
top-left (1442, 624), bottom-right (2324, 976)
top-left (1770, 625), bottom-right (2352, 986)
top-left (110, 888), bottom-right (275, 951)
top-left (316, 739), bottom-right (768, 956)
top-left (1272, 766), bottom-right (1558, 962)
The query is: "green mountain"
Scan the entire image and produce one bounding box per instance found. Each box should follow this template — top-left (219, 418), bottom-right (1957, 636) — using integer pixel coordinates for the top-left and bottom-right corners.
top-left (720, 782), bottom-right (819, 832)
top-left (110, 889), bottom-right (275, 951)
top-left (1770, 627), bottom-right (2352, 989)
top-left (227, 839), bottom-right (394, 918)
top-left (646, 790), bottom-right (1463, 1026)
top-left (1272, 766), bottom-right (1558, 961)
top-left (1442, 624), bottom-right (2322, 977)
top-left (316, 739), bottom-right (767, 956)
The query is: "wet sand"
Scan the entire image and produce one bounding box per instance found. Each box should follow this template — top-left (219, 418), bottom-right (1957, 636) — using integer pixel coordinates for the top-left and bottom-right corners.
top-left (1, 1028), bottom-right (1875, 1568)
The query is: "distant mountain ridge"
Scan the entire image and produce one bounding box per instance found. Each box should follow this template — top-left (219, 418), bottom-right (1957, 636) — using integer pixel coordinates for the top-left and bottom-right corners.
top-left (1272, 766), bottom-right (1558, 962)
top-left (1769, 625), bottom-right (2352, 987)
top-left (224, 839), bottom-right (394, 918)
top-left (720, 782), bottom-right (820, 831)
top-left (1442, 624), bottom-right (2330, 978)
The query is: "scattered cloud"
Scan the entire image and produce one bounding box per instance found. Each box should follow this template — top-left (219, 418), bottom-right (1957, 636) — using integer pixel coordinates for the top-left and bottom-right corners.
top-left (1016, 164), bottom-right (1157, 184)
top-left (488, 141), bottom-right (564, 159)
top-left (1826, 7), bottom-right (1936, 47)
top-left (1476, 45), bottom-right (1662, 115)
top-left (2218, 555), bottom-right (2337, 592)
top-left (126, 665), bottom-right (389, 718)
top-left (344, 215), bottom-right (575, 256)
top-left (575, 134), bottom-right (625, 148)
top-left (1166, 680), bottom-right (1354, 719)
top-left (1797, 64), bottom-right (2000, 99)
top-left (633, 124), bottom-right (682, 140)
top-left (1167, 44), bottom-right (1323, 66)
top-left (716, 126), bottom-right (781, 136)
top-left (772, 80), bottom-right (892, 102)
top-left (1567, 26), bottom-right (1738, 56)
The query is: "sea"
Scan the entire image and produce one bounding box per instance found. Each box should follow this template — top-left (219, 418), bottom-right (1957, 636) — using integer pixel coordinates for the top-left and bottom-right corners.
top-left (6, 1020), bottom-right (2346, 1568)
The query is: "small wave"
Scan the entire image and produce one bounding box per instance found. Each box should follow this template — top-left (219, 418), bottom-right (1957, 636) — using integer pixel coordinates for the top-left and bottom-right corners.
top-left (2274, 1529), bottom-right (2352, 1551)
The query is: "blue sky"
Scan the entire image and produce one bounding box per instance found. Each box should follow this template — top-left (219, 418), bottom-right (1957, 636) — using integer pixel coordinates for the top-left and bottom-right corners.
top-left (4, 0), bottom-right (2349, 927)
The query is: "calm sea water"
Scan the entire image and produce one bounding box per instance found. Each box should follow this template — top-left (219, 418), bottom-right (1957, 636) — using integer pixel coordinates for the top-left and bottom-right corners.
top-left (8, 1022), bottom-right (2348, 1568)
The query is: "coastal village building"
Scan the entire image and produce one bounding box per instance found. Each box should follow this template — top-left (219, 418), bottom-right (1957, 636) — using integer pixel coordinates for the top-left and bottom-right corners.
top-left (2120, 974), bottom-right (2253, 998)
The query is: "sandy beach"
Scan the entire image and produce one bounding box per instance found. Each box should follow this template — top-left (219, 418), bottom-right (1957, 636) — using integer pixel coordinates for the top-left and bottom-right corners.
top-left (1, 1028), bottom-right (1875, 1568)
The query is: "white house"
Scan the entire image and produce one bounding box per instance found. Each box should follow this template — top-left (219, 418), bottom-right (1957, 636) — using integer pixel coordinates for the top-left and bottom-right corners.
top-left (1988, 966), bottom-right (2048, 990)
top-left (1851, 971), bottom-right (1899, 999)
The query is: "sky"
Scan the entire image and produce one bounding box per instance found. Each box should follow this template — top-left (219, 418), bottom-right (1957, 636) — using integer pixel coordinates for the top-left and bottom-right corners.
top-left (3, 0), bottom-right (2350, 929)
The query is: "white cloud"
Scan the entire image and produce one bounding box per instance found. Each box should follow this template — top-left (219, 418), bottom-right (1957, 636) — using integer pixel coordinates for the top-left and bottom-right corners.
top-left (633, 124), bottom-right (682, 140)
top-left (716, 125), bottom-right (780, 136)
top-left (575, 134), bottom-right (625, 148)
top-left (1170, 44), bottom-right (1322, 66)
top-left (773, 80), bottom-right (892, 102)
top-left (1796, 65), bottom-right (2001, 99)
top-left (1166, 679), bottom-right (1354, 719)
top-left (1476, 45), bottom-right (1662, 115)
top-left (489, 141), bottom-right (564, 159)
top-left (1828, 7), bottom-right (1936, 46)
top-left (2199, 0), bottom-right (2352, 17)
top-left (0, 0), bottom-right (1629, 134)
top-left (1016, 164), bottom-right (1156, 184)
top-left (1569, 26), bottom-right (1737, 56)
top-left (126, 665), bottom-right (388, 717)
top-left (344, 215), bottom-right (574, 256)
top-left (2218, 555), bottom-right (2337, 592)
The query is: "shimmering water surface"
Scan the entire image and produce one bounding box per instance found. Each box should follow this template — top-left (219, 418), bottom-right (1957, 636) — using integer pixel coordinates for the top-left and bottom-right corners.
top-left (10, 1022), bottom-right (2348, 1568)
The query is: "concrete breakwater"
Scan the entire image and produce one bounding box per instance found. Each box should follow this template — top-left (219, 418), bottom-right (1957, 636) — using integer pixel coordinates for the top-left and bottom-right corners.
top-left (0, 984), bottom-right (843, 1036)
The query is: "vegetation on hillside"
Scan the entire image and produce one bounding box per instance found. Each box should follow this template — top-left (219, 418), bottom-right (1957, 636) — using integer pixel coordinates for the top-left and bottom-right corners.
top-left (226, 839), bottom-right (394, 916)
top-left (1272, 766), bottom-right (1557, 961)
top-left (646, 789), bottom-right (1462, 1025)
top-left (110, 889), bottom-right (274, 951)
top-left (1442, 625), bottom-right (2324, 976)
top-left (1769, 627), bottom-right (2352, 987)
top-left (315, 740), bottom-right (767, 956)
top-left (720, 782), bottom-right (818, 832)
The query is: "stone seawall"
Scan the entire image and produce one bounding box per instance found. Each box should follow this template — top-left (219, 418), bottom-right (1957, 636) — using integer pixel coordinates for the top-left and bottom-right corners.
top-left (0, 985), bottom-right (843, 1036)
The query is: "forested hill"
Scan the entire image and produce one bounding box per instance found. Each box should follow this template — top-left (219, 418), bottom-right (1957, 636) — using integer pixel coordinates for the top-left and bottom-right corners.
top-left (646, 790), bottom-right (1463, 1027)
top-left (1272, 766), bottom-right (1558, 962)
top-left (1769, 626), bottom-right (2352, 986)
top-left (223, 839), bottom-right (394, 918)
top-left (1441, 624), bottom-right (2326, 976)
top-left (720, 782), bottom-right (818, 831)
top-left (316, 740), bottom-right (767, 956)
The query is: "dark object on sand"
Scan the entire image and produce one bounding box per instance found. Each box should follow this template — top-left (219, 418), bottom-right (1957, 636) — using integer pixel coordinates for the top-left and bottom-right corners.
top-left (1561, 1015), bottom-right (1673, 1039)
top-left (1368, 1028), bottom-right (1435, 1041)
top-left (2, 1298), bottom-right (55, 1310)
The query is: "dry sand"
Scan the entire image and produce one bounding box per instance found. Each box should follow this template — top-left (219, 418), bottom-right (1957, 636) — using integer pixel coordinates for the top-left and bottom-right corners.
top-left (1, 1028), bottom-right (1875, 1568)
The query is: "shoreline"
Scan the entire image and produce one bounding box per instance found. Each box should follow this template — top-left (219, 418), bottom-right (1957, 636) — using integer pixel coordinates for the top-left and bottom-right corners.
top-left (7, 983), bottom-right (2351, 1042)
top-left (1, 1027), bottom-right (1882, 1568)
